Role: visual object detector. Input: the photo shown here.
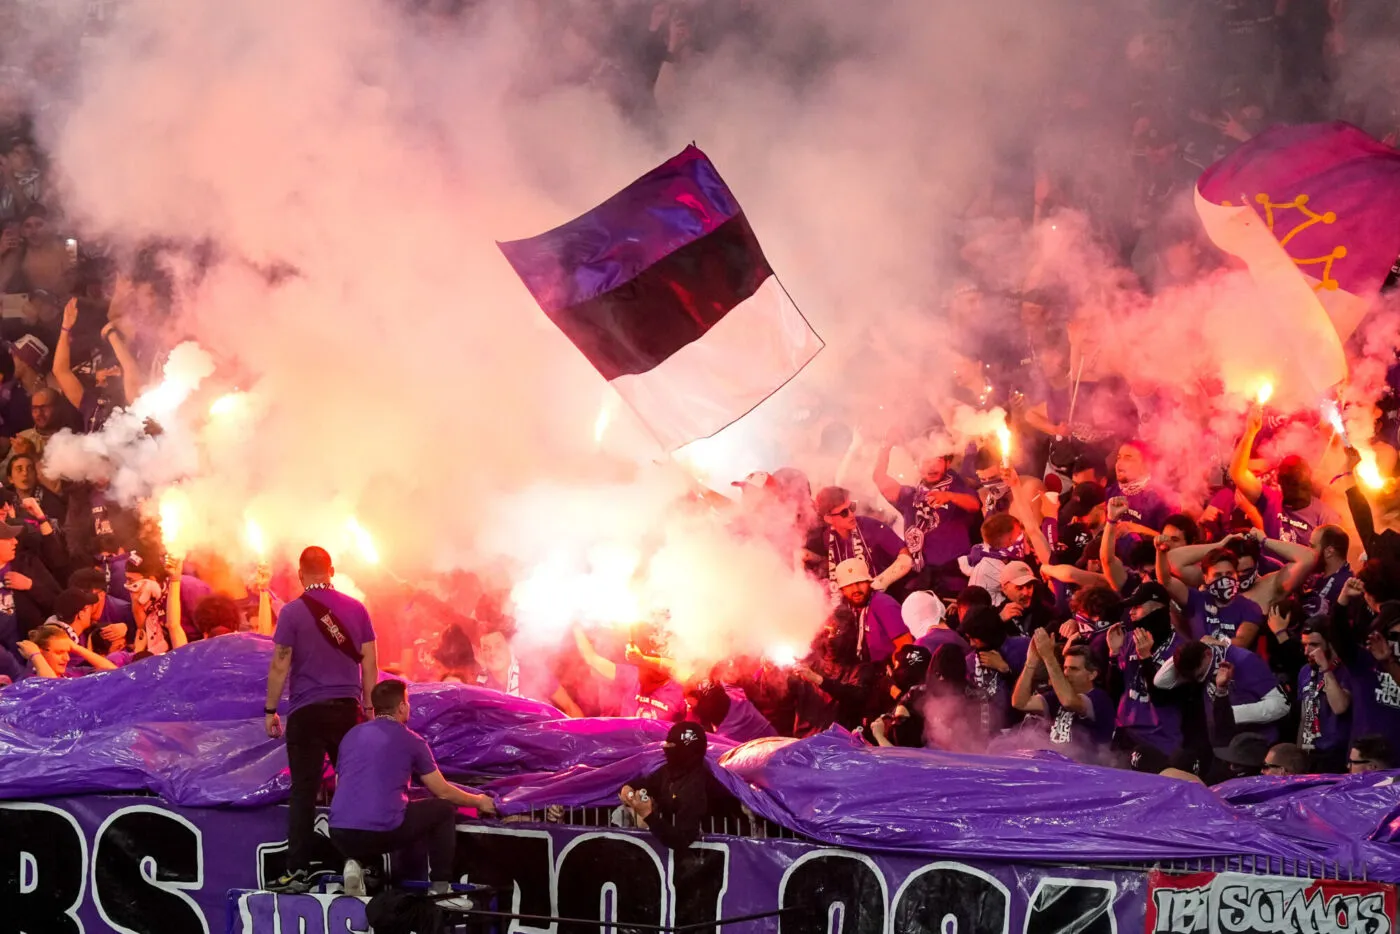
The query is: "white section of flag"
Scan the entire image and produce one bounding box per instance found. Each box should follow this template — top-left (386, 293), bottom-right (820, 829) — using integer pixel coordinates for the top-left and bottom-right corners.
top-left (610, 275), bottom-right (822, 452)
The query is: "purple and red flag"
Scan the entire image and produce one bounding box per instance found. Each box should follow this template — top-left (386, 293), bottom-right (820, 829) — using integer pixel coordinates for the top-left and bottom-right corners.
top-left (1196, 122), bottom-right (1400, 394)
top-left (499, 146), bottom-right (823, 451)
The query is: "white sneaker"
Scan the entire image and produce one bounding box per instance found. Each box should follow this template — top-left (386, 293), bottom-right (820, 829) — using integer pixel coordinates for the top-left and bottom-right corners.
top-left (342, 859), bottom-right (365, 897)
top-left (434, 893), bottom-right (475, 912)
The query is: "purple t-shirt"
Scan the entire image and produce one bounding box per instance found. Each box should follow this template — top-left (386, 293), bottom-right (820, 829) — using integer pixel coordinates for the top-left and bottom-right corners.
top-left (1257, 485), bottom-right (1341, 546)
top-left (1213, 645), bottom-right (1283, 742)
top-left (1116, 634), bottom-right (1183, 754)
top-left (615, 663), bottom-right (686, 721)
top-left (1040, 686), bottom-right (1116, 757)
top-left (893, 477), bottom-right (977, 572)
top-left (965, 636), bottom-right (1029, 735)
top-left (272, 588), bottom-right (375, 714)
top-left (826, 517), bottom-right (906, 583)
top-left (329, 718), bottom-right (437, 832)
top-left (716, 685), bottom-right (777, 742)
top-left (1104, 483), bottom-right (1172, 532)
top-left (1304, 566), bottom-right (1352, 618)
top-left (860, 592), bottom-right (910, 664)
top-left (1348, 660), bottom-right (1400, 754)
top-left (1296, 663), bottom-right (1353, 754)
top-left (1185, 588), bottom-right (1264, 644)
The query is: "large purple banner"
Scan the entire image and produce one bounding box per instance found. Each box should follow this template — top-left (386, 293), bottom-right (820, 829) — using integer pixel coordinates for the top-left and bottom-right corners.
top-left (3, 794), bottom-right (1150, 934)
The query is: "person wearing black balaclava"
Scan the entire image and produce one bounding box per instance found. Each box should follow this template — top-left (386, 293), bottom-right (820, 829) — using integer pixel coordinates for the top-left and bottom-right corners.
top-left (1109, 582), bottom-right (1186, 772)
top-left (620, 721), bottom-right (739, 850)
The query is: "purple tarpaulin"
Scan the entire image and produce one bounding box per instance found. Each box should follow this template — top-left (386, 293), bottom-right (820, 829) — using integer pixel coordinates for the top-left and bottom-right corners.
top-left (0, 635), bottom-right (1398, 875)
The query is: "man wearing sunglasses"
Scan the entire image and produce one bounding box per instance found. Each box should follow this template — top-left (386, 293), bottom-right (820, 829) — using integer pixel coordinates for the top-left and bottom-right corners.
top-left (811, 486), bottom-right (912, 605)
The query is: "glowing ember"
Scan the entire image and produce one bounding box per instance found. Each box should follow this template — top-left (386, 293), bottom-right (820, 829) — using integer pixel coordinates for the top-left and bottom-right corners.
top-left (995, 425), bottom-right (1012, 468)
top-left (1256, 381), bottom-right (1274, 406)
top-left (209, 392), bottom-right (243, 418)
top-left (1358, 449), bottom-right (1388, 491)
top-left (346, 517), bottom-right (380, 565)
top-left (159, 488), bottom-right (187, 556)
top-left (245, 517), bottom-right (267, 560)
top-left (767, 644), bottom-right (799, 667)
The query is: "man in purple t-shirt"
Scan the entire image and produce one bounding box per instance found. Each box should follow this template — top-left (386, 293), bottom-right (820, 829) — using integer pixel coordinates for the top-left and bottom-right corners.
top-left (329, 679), bottom-right (496, 902)
top-left (834, 558), bottom-right (912, 665)
top-left (265, 547), bottom-right (378, 893)
top-left (1104, 441), bottom-right (1172, 534)
top-left (873, 439), bottom-right (980, 597)
top-left (810, 486), bottom-right (913, 605)
top-left (573, 621), bottom-right (686, 721)
top-left (1012, 630), bottom-right (1115, 760)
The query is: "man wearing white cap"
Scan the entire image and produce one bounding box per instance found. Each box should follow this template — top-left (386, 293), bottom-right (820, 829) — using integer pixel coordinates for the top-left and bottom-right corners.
top-left (998, 560), bottom-right (1056, 635)
top-left (834, 558), bottom-right (912, 665)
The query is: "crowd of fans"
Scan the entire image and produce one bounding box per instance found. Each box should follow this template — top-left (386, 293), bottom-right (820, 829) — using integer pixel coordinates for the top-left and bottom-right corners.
top-left (1, 0), bottom-right (1400, 801)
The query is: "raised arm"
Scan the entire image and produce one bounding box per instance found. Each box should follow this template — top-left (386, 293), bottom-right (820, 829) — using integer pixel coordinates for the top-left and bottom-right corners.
top-left (52, 300), bottom-right (85, 409)
top-left (1006, 469), bottom-right (1052, 566)
top-left (1101, 499), bottom-right (1128, 591)
top-left (166, 574), bottom-right (186, 650)
top-left (1010, 639), bottom-right (1047, 715)
top-left (573, 625), bottom-right (617, 681)
top-left (872, 442), bottom-right (904, 506)
top-left (1036, 633), bottom-right (1090, 716)
top-left (1040, 563), bottom-right (1108, 589)
top-left (102, 324), bottom-right (142, 400)
top-left (1229, 405), bottom-right (1265, 505)
top-left (1157, 538), bottom-right (1191, 606)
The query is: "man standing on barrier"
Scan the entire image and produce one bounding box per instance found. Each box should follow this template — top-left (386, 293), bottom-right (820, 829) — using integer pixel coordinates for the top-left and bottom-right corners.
top-left (330, 679), bottom-right (496, 905)
top-left (265, 546), bottom-right (378, 893)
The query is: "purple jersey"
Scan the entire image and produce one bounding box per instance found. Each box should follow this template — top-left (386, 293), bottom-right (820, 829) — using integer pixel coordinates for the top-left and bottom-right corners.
top-left (1304, 566), bottom-right (1352, 618)
top-left (272, 589), bottom-right (375, 714)
top-left (1039, 686), bottom-right (1116, 759)
top-left (615, 664), bottom-right (686, 721)
top-left (1185, 588), bottom-right (1264, 644)
top-left (916, 626), bottom-right (970, 654)
top-left (1296, 663), bottom-right (1352, 754)
top-left (826, 516), bottom-right (906, 582)
top-left (893, 477), bottom-right (977, 582)
top-left (1257, 485), bottom-right (1341, 546)
top-left (966, 636), bottom-right (1028, 736)
top-left (1104, 483), bottom-right (1172, 532)
top-left (1348, 659), bottom-right (1400, 753)
top-left (329, 718), bottom-right (437, 832)
top-left (859, 592), bottom-right (910, 664)
top-left (1116, 634), bottom-right (1183, 755)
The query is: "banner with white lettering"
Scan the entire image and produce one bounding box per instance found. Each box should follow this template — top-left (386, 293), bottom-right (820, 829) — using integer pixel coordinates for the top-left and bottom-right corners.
top-left (1146, 871), bottom-right (1396, 934)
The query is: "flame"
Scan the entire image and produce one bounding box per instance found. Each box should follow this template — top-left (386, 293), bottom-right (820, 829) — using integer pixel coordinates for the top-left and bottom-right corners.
top-left (1256, 381), bottom-right (1274, 406)
top-left (1321, 400), bottom-right (1347, 439)
top-left (131, 342), bottom-right (215, 420)
top-left (1358, 448), bottom-right (1388, 491)
top-left (158, 488), bottom-right (187, 556)
top-left (510, 545), bottom-right (644, 642)
top-left (995, 425), bottom-right (1012, 468)
top-left (346, 517), bottom-right (380, 565)
top-left (767, 644), bottom-right (799, 667)
top-left (245, 517), bottom-right (267, 560)
top-left (209, 392), bottom-right (243, 418)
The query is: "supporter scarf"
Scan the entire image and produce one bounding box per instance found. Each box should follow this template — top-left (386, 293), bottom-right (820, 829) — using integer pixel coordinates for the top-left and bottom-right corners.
top-left (905, 475), bottom-right (956, 570)
top-left (1299, 668), bottom-right (1323, 750)
top-left (965, 533), bottom-right (1027, 568)
top-left (477, 656), bottom-right (521, 697)
top-left (1117, 475), bottom-right (1152, 497)
top-left (826, 524), bottom-right (869, 606)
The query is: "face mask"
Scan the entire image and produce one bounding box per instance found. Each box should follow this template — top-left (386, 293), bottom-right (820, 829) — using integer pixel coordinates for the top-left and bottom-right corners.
top-left (979, 480), bottom-right (1010, 502)
top-left (1205, 577), bottom-right (1240, 604)
top-left (1237, 569), bottom-right (1258, 591)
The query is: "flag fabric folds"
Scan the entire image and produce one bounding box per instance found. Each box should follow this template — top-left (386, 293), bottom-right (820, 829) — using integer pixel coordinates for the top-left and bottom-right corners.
top-left (1196, 122), bottom-right (1400, 394)
top-left (499, 145), bottom-right (823, 451)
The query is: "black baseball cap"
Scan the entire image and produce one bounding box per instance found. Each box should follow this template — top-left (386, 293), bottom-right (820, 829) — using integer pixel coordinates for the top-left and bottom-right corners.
top-left (1121, 582), bottom-right (1171, 610)
top-left (54, 587), bottom-right (99, 623)
top-left (1213, 733), bottom-right (1270, 769)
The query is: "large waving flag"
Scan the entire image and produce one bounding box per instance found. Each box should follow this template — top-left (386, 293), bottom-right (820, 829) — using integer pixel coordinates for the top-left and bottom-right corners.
top-left (499, 146), bottom-right (823, 451)
top-left (1196, 122), bottom-right (1400, 395)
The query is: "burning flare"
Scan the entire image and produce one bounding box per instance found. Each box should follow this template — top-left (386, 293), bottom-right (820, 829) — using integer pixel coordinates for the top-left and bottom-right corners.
top-left (245, 517), bottom-right (267, 561)
top-left (208, 392), bottom-right (243, 418)
top-left (1358, 448), bottom-right (1388, 492)
top-left (1256, 381), bottom-right (1274, 406)
top-left (159, 488), bottom-right (187, 557)
top-left (996, 425), bottom-right (1012, 468)
top-left (345, 517), bottom-right (381, 565)
top-left (767, 644), bottom-right (799, 668)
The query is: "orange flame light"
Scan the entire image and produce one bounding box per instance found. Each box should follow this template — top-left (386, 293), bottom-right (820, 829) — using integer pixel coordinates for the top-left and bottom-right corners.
top-left (995, 425), bottom-right (1012, 468)
top-left (346, 517), bottom-right (380, 565)
top-left (159, 489), bottom-right (186, 556)
top-left (1256, 381), bottom-right (1274, 406)
top-left (245, 517), bottom-right (267, 561)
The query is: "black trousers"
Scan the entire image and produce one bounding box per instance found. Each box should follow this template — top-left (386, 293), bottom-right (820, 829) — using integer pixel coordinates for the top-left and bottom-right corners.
top-left (331, 798), bottom-right (458, 883)
top-left (285, 697), bottom-right (361, 872)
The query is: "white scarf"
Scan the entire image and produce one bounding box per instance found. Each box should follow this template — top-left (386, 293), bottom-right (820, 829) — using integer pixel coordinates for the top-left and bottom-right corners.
top-left (826, 523), bottom-right (869, 606)
top-left (478, 656), bottom-right (521, 696)
top-left (1118, 475), bottom-right (1152, 497)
